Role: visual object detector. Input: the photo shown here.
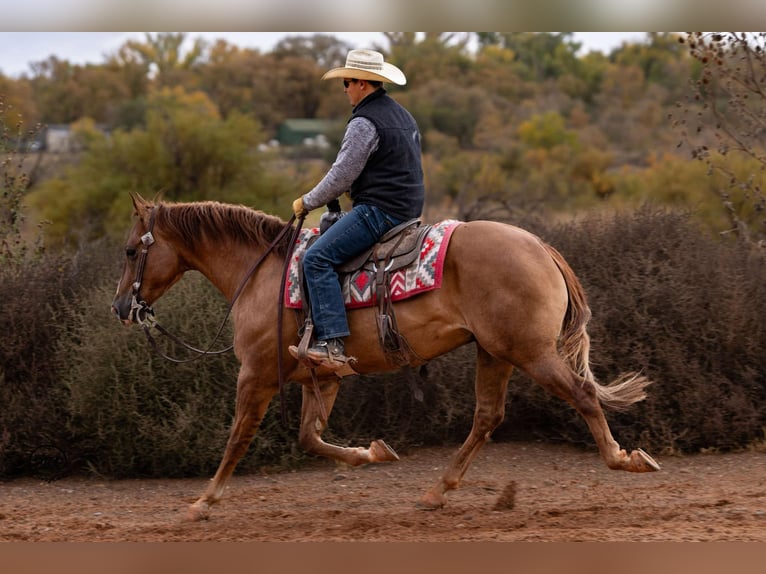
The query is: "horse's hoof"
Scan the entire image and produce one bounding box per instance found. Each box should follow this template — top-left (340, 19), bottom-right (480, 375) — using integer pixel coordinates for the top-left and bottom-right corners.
top-left (370, 439), bottom-right (399, 463)
top-left (631, 448), bottom-right (660, 472)
top-left (416, 490), bottom-right (445, 511)
top-left (185, 501), bottom-right (210, 522)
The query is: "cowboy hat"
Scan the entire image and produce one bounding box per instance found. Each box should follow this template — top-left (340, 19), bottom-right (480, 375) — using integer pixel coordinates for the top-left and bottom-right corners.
top-left (322, 49), bottom-right (407, 85)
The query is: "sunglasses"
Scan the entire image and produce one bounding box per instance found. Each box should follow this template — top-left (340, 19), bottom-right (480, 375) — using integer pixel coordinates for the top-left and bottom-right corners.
top-left (343, 79), bottom-right (358, 88)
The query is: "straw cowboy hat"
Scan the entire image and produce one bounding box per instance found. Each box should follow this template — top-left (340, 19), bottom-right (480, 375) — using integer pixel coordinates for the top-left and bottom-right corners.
top-left (322, 49), bottom-right (407, 85)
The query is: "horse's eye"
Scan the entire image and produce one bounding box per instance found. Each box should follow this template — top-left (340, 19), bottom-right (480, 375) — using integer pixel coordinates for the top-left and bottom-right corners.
top-left (125, 247), bottom-right (137, 259)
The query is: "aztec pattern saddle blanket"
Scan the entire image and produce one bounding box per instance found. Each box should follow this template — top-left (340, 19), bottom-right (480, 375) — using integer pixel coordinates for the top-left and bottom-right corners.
top-left (284, 220), bottom-right (461, 310)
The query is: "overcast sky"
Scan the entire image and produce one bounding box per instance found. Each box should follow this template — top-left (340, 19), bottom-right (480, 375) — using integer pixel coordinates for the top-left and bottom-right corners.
top-left (0, 32), bottom-right (647, 79)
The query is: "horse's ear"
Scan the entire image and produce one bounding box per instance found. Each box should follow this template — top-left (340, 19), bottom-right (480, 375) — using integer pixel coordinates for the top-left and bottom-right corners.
top-left (152, 189), bottom-right (166, 203)
top-left (129, 192), bottom-right (150, 217)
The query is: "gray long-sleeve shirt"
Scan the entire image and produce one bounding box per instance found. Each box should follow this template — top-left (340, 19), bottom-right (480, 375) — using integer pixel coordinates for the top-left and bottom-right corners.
top-left (301, 117), bottom-right (379, 211)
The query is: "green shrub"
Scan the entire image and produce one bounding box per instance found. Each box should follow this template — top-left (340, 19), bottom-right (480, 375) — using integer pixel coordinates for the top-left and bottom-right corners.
top-left (59, 272), bottom-right (305, 478)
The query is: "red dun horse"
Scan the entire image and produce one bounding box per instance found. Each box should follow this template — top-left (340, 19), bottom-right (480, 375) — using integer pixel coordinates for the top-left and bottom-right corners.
top-left (112, 194), bottom-right (659, 521)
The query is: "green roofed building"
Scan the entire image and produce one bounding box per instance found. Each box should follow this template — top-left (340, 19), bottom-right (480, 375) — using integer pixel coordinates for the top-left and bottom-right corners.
top-left (276, 119), bottom-right (343, 147)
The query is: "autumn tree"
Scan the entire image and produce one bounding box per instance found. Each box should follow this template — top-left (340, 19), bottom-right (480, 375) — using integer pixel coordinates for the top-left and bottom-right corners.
top-left (27, 56), bottom-right (146, 126)
top-left (121, 32), bottom-right (207, 89)
top-left (674, 32), bottom-right (766, 247)
top-left (405, 80), bottom-right (488, 149)
top-left (385, 33), bottom-right (473, 90)
top-left (198, 41), bottom-right (330, 133)
top-left (477, 33), bottom-right (582, 83)
top-left (0, 75), bottom-right (39, 127)
top-left (1, 94), bottom-right (39, 264)
top-left (272, 33), bottom-right (351, 69)
top-left (26, 87), bottom-right (281, 245)
top-left (612, 32), bottom-right (687, 92)
top-left (197, 42), bottom-right (268, 121)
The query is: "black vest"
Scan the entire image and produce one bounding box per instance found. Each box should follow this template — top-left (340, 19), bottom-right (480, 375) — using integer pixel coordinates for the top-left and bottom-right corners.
top-left (349, 89), bottom-right (425, 221)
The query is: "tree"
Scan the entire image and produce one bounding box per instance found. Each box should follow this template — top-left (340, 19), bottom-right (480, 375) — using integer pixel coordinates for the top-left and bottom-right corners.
top-left (27, 57), bottom-right (144, 126)
top-left (28, 57), bottom-right (88, 124)
top-left (610, 33), bottom-right (692, 110)
top-left (121, 33), bottom-right (207, 89)
top-left (385, 33), bottom-right (473, 90)
top-left (199, 43), bottom-right (328, 133)
top-left (0, 75), bottom-right (39, 127)
top-left (26, 87), bottom-right (273, 245)
top-left (198, 40), bottom-right (272, 121)
top-left (674, 32), bottom-right (766, 247)
top-left (1, 94), bottom-right (41, 265)
top-left (404, 80), bottom-right (488, 148)
top-left (518, 110), bottom-right (578, 150)
top-left (272, 34), bottom-right (351, 69)
top-left (478, 33), bottom-right (582, 83)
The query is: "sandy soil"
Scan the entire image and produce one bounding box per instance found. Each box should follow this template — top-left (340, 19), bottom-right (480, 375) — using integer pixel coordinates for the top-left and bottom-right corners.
top-left (1, 441), bottom-right (765, 542)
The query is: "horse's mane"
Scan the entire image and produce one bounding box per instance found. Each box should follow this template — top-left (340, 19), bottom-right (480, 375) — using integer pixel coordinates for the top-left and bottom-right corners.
top-left (154, 200), bottom-right (293, 256)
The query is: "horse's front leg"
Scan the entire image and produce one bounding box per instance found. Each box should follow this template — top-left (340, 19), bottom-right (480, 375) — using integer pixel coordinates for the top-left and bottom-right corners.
top-left (298, 378), bottom-right (399, 466)
top-left (186, 369), bottom-right (277, 522)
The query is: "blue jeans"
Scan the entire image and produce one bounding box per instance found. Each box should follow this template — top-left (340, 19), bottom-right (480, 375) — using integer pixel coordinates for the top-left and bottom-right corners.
top-left (303, 204), bottom-right (403, 340)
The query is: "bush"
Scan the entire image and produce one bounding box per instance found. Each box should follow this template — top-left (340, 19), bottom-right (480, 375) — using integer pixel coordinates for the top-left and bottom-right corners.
top-left (296, 206), bottom-right (766, 457)
top-left (519, 207), bottom-right (766, 453)
top-left (0, 252), bottom-right (72, 476)
top-left (59, 272), bottom-right (305, 478)
top-left (0, 96), bottom-right (71, 477)
top-left (3, 205), bottom-right (764, 479)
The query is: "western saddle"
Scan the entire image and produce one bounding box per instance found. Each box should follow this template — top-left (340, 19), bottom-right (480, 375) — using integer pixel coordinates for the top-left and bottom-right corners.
top-left (295, 218), bottom-right (432, 375)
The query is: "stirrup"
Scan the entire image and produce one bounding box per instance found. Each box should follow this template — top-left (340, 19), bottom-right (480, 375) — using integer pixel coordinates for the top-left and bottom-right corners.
top-left (305, 339), bottom-right (349, 366)
top-left (288, 339), bottom-right (357, 376)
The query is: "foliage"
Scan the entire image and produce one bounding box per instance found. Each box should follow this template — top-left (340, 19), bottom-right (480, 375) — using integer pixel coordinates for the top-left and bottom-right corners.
top-left (518, 110), bottom-right (578, 150)
top-left (121, 32), bottom-right (206, 89)
top-left (1, 95), bottom-right (44, 265)
top-left (2, 206), bottom-right (765, 478)
top-left (674, 32), bottom-right (766, 246)
top-left (58, 273), bottom-right (302, 478)
top-left (1, 98), bottom-right (71, 476)
top-left (406, 80), bottom-right (488, 148)
top-left (540, 208), bottom-right (766, 453)
top-left (8, 31), bottom-right (746, 243)
top-left (2, 32), bottom-right (766, 478)
top-left (272, 34), bottom-right (352, 69)
top-left (477, 32), bottom-right (583, 82)
top-left (25, 87), bottom-right (301, 246)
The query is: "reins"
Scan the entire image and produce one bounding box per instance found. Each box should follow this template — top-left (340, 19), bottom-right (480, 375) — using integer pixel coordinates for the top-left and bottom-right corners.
top-left (135, 208), bottom-right (300, 365)
top-left (133, 206), bottom-right (312, 426)
top-left (276, 214), bottom-right (306, 425)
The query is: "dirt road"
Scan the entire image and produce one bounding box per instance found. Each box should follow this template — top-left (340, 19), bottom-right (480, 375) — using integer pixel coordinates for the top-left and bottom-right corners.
top-left (2, 441), bottom-right (765, 541)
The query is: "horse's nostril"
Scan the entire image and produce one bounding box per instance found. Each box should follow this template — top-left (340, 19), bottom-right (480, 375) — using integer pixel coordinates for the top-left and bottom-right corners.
top-left (111, 303), bottom-right (127, 321)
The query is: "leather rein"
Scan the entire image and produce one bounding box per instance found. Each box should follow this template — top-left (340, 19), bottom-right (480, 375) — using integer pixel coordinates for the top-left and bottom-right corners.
top-left (129, 205), bottom-right (305, 423)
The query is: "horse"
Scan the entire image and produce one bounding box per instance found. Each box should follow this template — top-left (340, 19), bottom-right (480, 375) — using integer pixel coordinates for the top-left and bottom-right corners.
top-left (111, 193), bottom-right (660, 521)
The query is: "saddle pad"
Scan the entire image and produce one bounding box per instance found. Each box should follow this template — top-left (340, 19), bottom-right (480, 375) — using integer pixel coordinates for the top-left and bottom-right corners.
top-left (284, 220), bottom-right (461, 309)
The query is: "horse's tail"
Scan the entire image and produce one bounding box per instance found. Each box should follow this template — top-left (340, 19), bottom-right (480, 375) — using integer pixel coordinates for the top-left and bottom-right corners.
top-left (541, 241), bottom-right (652, 412)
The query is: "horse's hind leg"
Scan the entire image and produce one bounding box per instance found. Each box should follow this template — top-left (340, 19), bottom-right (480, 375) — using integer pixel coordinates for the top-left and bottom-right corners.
top-left (186, 370), bottom-right (277, 521)
top-left (523, 353), bottom-right (658, 473)
top-left (298, 378), bottom-right (399, 466)
top-left (419, 346), bottom-right (513, 510)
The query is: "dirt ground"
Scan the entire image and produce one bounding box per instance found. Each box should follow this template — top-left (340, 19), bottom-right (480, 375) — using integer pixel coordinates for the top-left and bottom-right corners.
top-left (1, 441), bottom-right (765, 542)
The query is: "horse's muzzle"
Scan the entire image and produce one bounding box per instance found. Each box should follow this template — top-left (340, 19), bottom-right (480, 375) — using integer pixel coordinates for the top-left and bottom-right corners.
top-left (111, 294), bottom-right (154, 326)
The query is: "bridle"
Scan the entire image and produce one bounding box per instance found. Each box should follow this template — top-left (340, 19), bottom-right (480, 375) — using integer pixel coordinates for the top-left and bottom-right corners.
top-left (127, 204), bottom-right (238, 359)
top-left (125, 204), bottom-right (305, 424)
top-left (128, 205), bottom-right (302, 358)
top-left (127, 206), bottom-right (159, 326)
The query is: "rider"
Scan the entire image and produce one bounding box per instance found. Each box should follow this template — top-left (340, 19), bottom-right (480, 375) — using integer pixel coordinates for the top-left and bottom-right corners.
top-left (289, 49), bottom-right (425, 370)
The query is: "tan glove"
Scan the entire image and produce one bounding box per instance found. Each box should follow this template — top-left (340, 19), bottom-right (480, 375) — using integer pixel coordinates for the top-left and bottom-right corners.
top-left (292, 196), bottom-right (307, 217)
